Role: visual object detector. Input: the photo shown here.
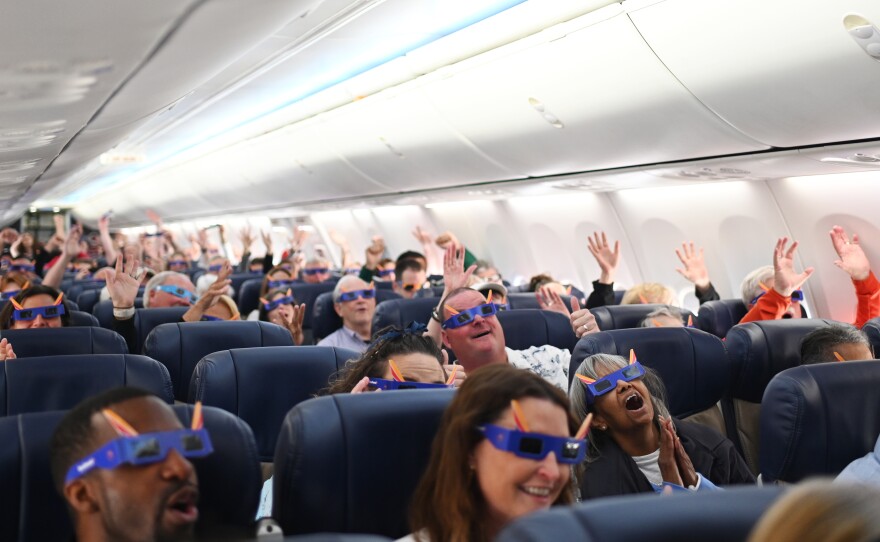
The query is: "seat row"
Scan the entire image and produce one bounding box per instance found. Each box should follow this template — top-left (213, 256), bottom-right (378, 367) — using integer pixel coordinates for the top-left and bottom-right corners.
top-left (3, 355), bottom-right (876, 540)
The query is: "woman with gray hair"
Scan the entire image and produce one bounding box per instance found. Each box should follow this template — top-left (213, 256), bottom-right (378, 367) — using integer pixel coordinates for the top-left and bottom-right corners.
top-left (569, 353), bottom-right (753, 499)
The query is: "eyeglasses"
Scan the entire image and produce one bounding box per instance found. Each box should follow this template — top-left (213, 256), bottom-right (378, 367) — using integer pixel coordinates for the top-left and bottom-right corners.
top-left (368, 378), bottom-right (452, 390)
top-left (376, 269), bottom-right (395, 277)
top-left (200, 315), bottom-right (224, 321)
top-left (9, 264), bottom-right (34, 273)
top-left (441, 303), bottom-right (507, 329)
top-left (267, 279), bottom-right (295, 289)
top-left (398, 282), bottom-right (426, 292)
top-left (1, 289), bottom-right (20, 300)
top-left (12, 303), bottom-right (66, 321)
top-left (262, 295), bottom-right (294, 311)
top-left (302, 267), bottom-right (329, 276)
top-left (208, 264), bottom-right (223, 272)
top-left (336, 288), bottom-right (376, 302)
top-left (154, 285), bottom-right (198, 303)
top-left (167, 260), bottom-right (188, 268)
top-left (345, 268), bottom-right (361, 275)
top-left (65, 428), bottom-right (213, 484)
top-left (576, 361), bottom-right (646, 404)
top-left (477, 424), bottom-right (586, 464)
top-left (750, 288), bottom-right (803, 305)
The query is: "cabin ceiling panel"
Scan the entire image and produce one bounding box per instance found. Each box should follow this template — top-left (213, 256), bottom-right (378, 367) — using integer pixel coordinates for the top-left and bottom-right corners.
top-left (629, 0), bottom-right (880, 147)
top-left (419, 10), bottom-right (767, 177)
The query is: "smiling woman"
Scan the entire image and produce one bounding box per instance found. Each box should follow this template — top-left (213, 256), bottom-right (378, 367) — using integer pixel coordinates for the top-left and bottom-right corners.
top-left (0, 284), bottom-right (71, 330)
top-left (405, 364), bottom-right (582, 542)
top-left (569, 353), bottom-right (754, 499)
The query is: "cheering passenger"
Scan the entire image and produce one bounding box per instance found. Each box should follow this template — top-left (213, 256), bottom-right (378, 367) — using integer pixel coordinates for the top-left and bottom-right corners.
top-left (316, 276), bottom-right (376, 352)
top-left (257, 287), bottom-right (306, 345)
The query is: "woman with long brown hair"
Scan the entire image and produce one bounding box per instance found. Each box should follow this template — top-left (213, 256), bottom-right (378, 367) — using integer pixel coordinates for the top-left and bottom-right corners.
top-left (405, 364), bottom-right (585, 542)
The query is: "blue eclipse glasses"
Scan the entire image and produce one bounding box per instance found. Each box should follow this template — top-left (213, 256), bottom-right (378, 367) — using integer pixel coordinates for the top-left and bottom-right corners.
top-left (267, 279), bottom-right (295, 289)
top-left (1, 289), bottom-right (20, 300)
top-left (576, 361), bottom-right (646, 405)
top-left (750, 288), bottom-right (803, 306)
top-left (368, 378), bottom-right (452, 390)
top-left (12, 303), bottom-right (66, 322)
top-left (154, 285), bottom-right (198, 303)
top-left (208, 264), bottom-right (223, 272)
top-left (167, 260), bottom-right (189, 268)
top-left (262, 295), bottom-right (294, 311)
top-left (200, 315), bottom-right (223, 321)
top-left (336, 288), bottom-right (376, 302)
top-left (9, 264), bottom-right (35, 273)
top-left (302, 267), bottom-right (329, 276)
top-left (377, 269), bottom-right (395, 277)
top-left (65, 428), bottom-right (213, 485)
top-left (441, 303), bottom-right (507, 329)
top-left (478, 424), bottom-right (586, 464)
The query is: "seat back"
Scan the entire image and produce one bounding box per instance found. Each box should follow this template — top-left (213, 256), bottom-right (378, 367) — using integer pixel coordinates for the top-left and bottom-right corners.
top-left (237, 277), bottom-right (263, 315)
top-left (274, 390), bottom-right (455, 537)
top-left (75, 288), bottom-right (102, 314)
top-left (92, 298), bottom-right (144, 329)
top-left (290, 282), bottom-right (337, 331)
top-left (697, 299), bottom-right (749, 338)
top-left (761, 359), bottom-right (880, 483)
top-left (68, 310), bottom-right (100, 327)
top-left (497, 486), bottom-right (784, 542)
top-left (312, 290), bottom-right (401, 342)
top-left (371, 297), bottom-right (438, 335)
top-left (590, 304), bottom-right (695, 331)
top-left (63, 280), bottom-right (106, 301)
top-left (863, 316), bottom-right (880, 356)
top-left (571, 328), bottom-right (731, 432)
top-left (496, 309), bottom-right (578, 353)
top-left (189, 346), bottom-right (360, 461)
top-left (1, 327), bottom-right (128, 357)
top-left (0, 404), bottom-right (261, 542)
top-left (0, 354), bottom-right (172, 415)
top-left (724, 318), bottom-right (836, 473)
top-left (132, 306), bottom-right (190, 353)
top-left (145, 321), bottom-right (294, 400)
top-left (505, 293), bottom-right (575, 310)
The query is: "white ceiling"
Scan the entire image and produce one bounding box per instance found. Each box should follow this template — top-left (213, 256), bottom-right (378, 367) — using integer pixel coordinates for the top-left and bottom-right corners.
top-left (4, 0), bottom-right (880, 225)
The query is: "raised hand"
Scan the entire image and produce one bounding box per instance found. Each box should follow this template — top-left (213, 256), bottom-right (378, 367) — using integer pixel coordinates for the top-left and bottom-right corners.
top-left (283, 303), bottom-right (306, 346)
top-left (62, 224), bottom-right (82, 256)
top-left (328, 230), bottom-right (349, 248)
top-left (364, 236), bottom-right (386, 269)
top-left (658, 416), bottom-right (684, 487)
top-left (239, 225), bottom-right (255, 253)
top-left (0, 338), bottom-right (16, 362)
top-left (412, 225), bottom-right (432, 245)
top-left (435, 231), bottom-right (460, 250)
top-left (260, 229), bottom-right (272, 252)
top-left (536, 285), bottom-right (570, 317)
top-left (442, 243), bottom-right (476, 294)
top-left (569, 297), bottom-right (599, 338)
top-left (829, 225), bottom-right (870, 281)
top-left (107, 254), bottom-right (141, 309)
top-left (183, 262), bottom-right (231, 322)
top-left (587, 231), bottom-right (620, 284)
top-left (675, 242), bottom-right (711, 289)
top-left (290, 226), bottom-right (311, 252)
top-left (772, 237), bottom-right (814, 297)
top-left (671, 419), bottom-right (698, 488)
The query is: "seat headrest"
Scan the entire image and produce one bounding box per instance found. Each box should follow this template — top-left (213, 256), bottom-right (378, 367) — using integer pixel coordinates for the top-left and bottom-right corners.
top-left (144, 321), bottom-right (294, 400)
top-left (697, 299), bottom-right (749, 338)
top-left (93, 299), bottom-right (143, 329)
top-left (725, 319), bottom-right (835, 402)
top-left (1, 327), bottom-right (128, 357)
top-left (133, 307), bottom-right (190, 353)
top-left (74, 289), bottom-right (102, 314)
top-left (505, 293), bottom-right (575, 310)
top-left (863, 317), bottom-right (880, 357)
top-left (68, 310), bottom-right (99, 327)
top-left (495, 309), bottom-right (578, 353)
top-left (274, 390), bottom-right (455, 537)
top-left (590, 304), bottom-right (695, 331)
top-left (290, 282), bottom-right (337, 330)
top-left (571, 327), bottom-right (730, 417)
top-left (189, 346), bottom-right (360, 461)
top-left (0, 404), bottom-right (260, 541)
top-left (237, 278), bottom-right (263, 315)
top-left (312, 290), bottom-right (401, 342)
top-left (497, 486), bottom-right (784, 542)
top-left (0, 354), bottom-right (172, 415)
top-left (371, 297), bottom-right (438, 336)
top-left (760, 359), bottom-right (880, 483)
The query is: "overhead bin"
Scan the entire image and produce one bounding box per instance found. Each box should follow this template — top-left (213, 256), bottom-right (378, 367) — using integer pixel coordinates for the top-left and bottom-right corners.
top-left (628, 0), bottom-right (880, 147)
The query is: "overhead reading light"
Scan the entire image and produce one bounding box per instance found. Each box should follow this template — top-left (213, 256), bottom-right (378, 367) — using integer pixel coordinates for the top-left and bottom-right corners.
top-left (0, 122), bottom-right (65, 151)
top-left (0, 59), bottom-right (111, 111)
top-left (650, 167), bottom-right (769, 182)
top-left (528, 97), bottom-right (564, 128)
top-left (844, 14), bottom-right (880, 61)
top-left (820, 153), bottom-right (880, 168)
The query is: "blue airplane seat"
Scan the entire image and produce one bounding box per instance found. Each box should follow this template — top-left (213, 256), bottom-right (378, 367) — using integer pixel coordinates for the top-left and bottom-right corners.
top-left (496, 309), bottom-right (578, 354)
top-left (497, 486), bottom-right (784, 542)
top-left (312, 290), bottom-right (401, 343)
top-left (0, 404), bottom-right (260, 542)
top-left (75, 288), bottom-right (102, 314)
top-left (505, 292), bottom-right (575, 311)
top-left (92, 298), bottom-right (144, 329)
top-left (723, 318), bottom-right (836, 474)
top-left (1, 327), bottom-right (128, 357)
top-left (613, 289), bottom-right (626, 304)
top-left (863, 316), bottom-right (880, 356)
top-left (290, 282), bottom-right (337, 331)
top-left (63, 280), bottom-right (106, 301)
top-left (130, 306), bottom-right (190, 353)
top-left (590, 304), bottom-right (696, 331)
top-left (697, 298), bottom-right (749, 338)
top-left (0, 354), bottom-right (173, 415)
top-left (374, 281), bottom-right (394, 290)
top-left (570, 328), bottom-right (731, 429)
top-left (274, 389), bottom-right (455, 537)
top-left (189, 346), bottom-right (360, 461)
top-left (371, 297), bottom-right (437, 336)
top-left (68, 310), bottom-right (99, 327)
top-left (282, 536), bottom-right (392, 541)
top-left (237, 277), bottom-right (263, 315)
top-left (761, 359), bottom-right (880, 483)
top-left (145, 321), bottom-right (294, 401)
